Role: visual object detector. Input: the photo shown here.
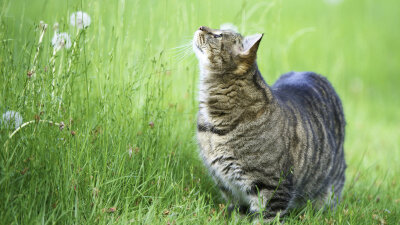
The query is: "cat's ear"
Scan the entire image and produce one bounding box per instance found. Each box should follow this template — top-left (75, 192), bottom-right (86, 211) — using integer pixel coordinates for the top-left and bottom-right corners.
top-left (240, 33), bottom-right (263, 60)
top-left (235, 33), bottom-right (263, 74)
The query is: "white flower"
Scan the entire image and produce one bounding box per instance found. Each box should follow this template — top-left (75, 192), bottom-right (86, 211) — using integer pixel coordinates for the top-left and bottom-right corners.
top-left (220, 23), bottom-right (238, 32)
top-left (51, 32), bottom-right (72, 51)
top-left (324, 0), bottom-right (343, 5)
top-left (1, 111), bottom-right (23, 129)
top-left (70, 11), bottom-right (91, 29)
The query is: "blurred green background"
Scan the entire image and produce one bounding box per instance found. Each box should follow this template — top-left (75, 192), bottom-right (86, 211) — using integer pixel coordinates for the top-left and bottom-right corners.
top-left (1, 0), bottom-right (399, 224)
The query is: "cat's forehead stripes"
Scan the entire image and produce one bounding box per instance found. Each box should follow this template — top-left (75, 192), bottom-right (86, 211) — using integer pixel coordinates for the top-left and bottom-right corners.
top-left (199, 26), bottom-right (242, 38)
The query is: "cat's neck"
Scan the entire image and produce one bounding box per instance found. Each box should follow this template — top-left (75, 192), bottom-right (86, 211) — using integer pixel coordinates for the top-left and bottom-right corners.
top-left (198, 64), bottom-right (275, 132)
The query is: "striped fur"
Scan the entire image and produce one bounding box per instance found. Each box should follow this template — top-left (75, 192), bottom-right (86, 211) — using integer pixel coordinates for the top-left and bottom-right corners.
top-left (193, 26), bottom-right (346, 221)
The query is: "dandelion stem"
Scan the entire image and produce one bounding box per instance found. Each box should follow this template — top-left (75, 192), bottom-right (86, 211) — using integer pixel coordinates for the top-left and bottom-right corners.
top-left (3, 119), bottom-right (61, 151)
top-left (31, 22), bottom-right (48, 76)
top-left (26, 22), bottom-right (48, 98)
top-left (50, 48), bottom-right (58, 101)
top-left (58, 30), bottom-right (82, 114)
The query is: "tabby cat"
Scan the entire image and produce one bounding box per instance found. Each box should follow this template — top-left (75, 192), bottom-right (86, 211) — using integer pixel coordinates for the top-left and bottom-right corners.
top-left (193, 26), bottom-right (346, 221)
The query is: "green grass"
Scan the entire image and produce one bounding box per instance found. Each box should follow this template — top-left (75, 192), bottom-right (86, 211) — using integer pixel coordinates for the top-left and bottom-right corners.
top-left (1, 0), bottom-right (399, 224)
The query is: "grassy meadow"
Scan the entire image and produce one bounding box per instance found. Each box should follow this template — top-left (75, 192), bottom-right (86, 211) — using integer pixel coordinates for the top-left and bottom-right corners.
top-left (1, 0), bottom-right (399, 224)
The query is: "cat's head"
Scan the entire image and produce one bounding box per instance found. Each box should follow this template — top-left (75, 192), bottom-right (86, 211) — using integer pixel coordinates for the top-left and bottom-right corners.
top-left (193, 26), bottom-right (263, 74)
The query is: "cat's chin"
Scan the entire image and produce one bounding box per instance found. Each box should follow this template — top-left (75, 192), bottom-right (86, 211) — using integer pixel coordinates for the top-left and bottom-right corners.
top-left (193, 46), bottom-right (209, 68)
top-left (192, 44), bottom-right (203, 58)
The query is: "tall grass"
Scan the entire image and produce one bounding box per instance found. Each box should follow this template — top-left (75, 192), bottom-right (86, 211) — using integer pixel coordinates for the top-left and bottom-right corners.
top-left (1, 0), bottom-right (399, 224)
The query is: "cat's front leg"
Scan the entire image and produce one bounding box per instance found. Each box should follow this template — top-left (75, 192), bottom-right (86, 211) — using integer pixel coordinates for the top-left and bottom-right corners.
top-left (214, 180), bottom-right (249, 217)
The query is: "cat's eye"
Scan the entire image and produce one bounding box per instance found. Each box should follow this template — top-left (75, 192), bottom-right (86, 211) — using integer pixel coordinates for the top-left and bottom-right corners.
top-left (213, 34), bottom-right (223, 38)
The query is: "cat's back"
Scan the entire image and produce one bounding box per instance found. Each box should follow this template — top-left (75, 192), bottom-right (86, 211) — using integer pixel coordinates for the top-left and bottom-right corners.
top-left (272, 71), bottom-right (344, 120)
top-left (272, 71), bottom-right (345, 150)
top-left (272, 71), bottom-right (337, 101)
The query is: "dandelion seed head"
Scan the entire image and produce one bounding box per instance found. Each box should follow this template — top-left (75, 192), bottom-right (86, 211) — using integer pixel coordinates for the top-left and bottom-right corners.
top-left (1, 110), bottom-right (23, 129)
top-left (220, 23), bottom-right (238, 32)
top-left (70, 11), bottom-right (91, 29)
top-left (51, 32), bottom-right (72, 51)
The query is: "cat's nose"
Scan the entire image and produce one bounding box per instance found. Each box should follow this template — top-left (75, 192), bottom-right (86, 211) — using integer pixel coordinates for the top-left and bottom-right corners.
top-left (199, 26), bottom-right (206, 31)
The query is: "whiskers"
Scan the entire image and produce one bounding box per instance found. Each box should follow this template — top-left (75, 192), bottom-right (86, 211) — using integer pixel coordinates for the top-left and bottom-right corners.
top-left (168, 39), bottom-right (194, 64)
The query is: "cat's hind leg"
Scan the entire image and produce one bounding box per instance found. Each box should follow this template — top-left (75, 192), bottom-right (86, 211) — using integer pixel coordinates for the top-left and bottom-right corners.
top-left (227, 204), bottom-right (250, 216)
top-left (245, 185), bottom-right (294, 222)
top-left (313, 187), bottom-right (342, 212)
